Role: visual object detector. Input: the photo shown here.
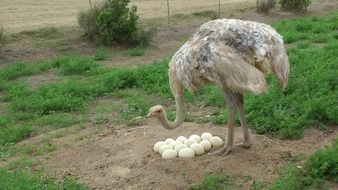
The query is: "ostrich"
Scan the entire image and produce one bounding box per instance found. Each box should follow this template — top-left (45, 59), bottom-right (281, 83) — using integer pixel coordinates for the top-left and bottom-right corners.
top-left (147, 19), bottom-right (290, 156)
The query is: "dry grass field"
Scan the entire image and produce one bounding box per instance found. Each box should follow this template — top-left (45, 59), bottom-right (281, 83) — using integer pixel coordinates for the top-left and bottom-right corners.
top-left (0, 0), bottom-right (255, 33)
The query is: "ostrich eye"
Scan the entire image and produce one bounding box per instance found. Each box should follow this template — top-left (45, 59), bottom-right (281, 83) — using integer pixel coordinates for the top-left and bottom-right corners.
top-left (155, 110), bottom-right (162, 113)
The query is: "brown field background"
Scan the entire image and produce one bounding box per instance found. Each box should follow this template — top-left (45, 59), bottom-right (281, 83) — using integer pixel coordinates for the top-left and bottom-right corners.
top-left (0, 0), bottom-right (255, 33)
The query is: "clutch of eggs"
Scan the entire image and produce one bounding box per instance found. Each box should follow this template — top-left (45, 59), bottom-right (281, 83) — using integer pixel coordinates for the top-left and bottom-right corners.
top-left (153, 132), bottom-right (224, 159)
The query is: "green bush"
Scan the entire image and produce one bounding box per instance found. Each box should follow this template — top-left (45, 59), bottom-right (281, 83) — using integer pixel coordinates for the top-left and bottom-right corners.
top-left (279, 0), bottom-right (311, 12)
top-left (257, 0), bottom-right (276, 13)
top-left (78, 0), bottom-right (151, 46)
top-left (96, 0), bottom-right (138, 45)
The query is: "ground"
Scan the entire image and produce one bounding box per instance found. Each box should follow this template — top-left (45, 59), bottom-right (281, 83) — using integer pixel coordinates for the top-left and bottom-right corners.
top-left (45, 123), bottom-right (337, 190)
top-left (0, 0), bottom-right (338, 189)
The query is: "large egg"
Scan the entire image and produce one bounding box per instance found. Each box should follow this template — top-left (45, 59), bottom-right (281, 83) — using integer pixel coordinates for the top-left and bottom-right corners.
top-left (184, 139), bottom-right (197, 147)
top-left (174, 143), bottom-right (188, 153)
top-left (159, 145), bottom-right (172, 155)
top-left (153, 141), bottom-right (166, 152)
top-left (201, 132), bottom-right (213, 141)
top-left (210, 136), bottom-right (224, 147)
top-left (189, 134), bottom-right (201, 142)
top-left (162, 149), bottom-right (177, 159)
top-left (169, 141), bottom-right (181, 149)
top-left (178, 148), bottom-right (195, 158)
top-left (200, 140), bottom-right (212, 151)
top-left (176, 136), bottom-right (187, 143)
top-left (164, 138), bottom-right (175, 145)
top-left (190, 143), bottom-right (205, 156)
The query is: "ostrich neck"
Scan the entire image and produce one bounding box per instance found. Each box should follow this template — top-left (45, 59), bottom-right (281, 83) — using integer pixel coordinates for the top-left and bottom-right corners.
top-left (158, 91), bottom-right (185, 130)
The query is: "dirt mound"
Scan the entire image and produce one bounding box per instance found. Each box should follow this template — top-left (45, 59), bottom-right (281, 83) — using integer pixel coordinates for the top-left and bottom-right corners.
top-left (47, 121), bottom-right (338, 190)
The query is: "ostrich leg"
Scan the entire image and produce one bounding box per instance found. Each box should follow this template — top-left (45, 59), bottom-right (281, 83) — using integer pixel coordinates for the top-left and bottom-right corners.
top-left (212, 91), bottom-right (237, 156)
top-left (237, 94), bottom-right (252, 149)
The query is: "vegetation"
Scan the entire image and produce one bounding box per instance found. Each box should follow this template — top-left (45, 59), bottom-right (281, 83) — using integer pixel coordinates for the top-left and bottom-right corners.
top-left (78, 0), bottom-right (151, 47)
top-left (270, 139), bottom-right (337, 190)
top-left (189, 139), bottom-right (338, 190)
top-left (189, 175), bottom-right (233, 190)
top-left (256, 0), bottom-right (276, 13)
top-left (0, 10), bottom-right (337, 190)
top-left (0, 157), bottom-right (88, 190)
top-left (279, 0), bottom-right (311, 12)
top-left (0, 12), bottom-right (337, 145)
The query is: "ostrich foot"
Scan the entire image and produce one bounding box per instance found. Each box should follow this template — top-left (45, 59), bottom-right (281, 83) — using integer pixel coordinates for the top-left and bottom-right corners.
top-left (210, 146), bottom-right (234, 156)
top-left (236, 141), bottom-right (253, 149)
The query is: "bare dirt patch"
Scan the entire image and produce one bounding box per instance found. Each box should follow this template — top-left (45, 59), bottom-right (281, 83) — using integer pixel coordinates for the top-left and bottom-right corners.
top-left (46, 122), bottom-right (338, 190)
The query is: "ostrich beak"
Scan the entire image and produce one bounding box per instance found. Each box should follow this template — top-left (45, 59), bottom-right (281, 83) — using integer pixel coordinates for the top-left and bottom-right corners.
top-left (146, 113), bottom-right (152, 118)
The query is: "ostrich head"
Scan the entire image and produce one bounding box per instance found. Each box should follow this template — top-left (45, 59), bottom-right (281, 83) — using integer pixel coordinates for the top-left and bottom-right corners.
top-left (146, 105), bottom-right (165, 119)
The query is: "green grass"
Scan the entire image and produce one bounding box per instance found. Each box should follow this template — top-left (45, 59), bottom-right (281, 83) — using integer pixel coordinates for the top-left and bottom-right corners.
top-left (124, 46), bottom-right (145, 56)
top-left (269, 139), bottom-right (338, 190)
top-left (0, 156), bottom-right (88, 189)
top-left (94, 47), bottom-right (112, 61)
top-left (190, 139), bottom-right (338, 190)
top-left (189, 175), bottom-right (234, 190)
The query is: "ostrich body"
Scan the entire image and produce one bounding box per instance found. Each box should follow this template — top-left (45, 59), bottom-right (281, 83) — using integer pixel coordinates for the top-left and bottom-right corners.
top-left (147, 19), bottom-right (290, 156)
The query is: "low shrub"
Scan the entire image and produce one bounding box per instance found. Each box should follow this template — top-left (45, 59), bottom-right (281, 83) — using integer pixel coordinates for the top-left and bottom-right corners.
top-left (78, 0), bottom-right (152, 46)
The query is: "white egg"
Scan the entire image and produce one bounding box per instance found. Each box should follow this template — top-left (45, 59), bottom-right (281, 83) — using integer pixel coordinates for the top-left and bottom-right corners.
top-left (162, 149), bottom-right (177, 159)
top-left (184, 139), bottom-right (197, 147)
top-left (174, 143), bottom-right (188, 153)
top-left (178, 148), bottom-right (195, 158)
top-left (153, 141), bottom-right (166, 152)
top-left (200, 140), bottom-right (212, 151)
top-left (176, 136), bottom-right (187, 143)
top-left (189, 134), bottom-right (201, 142)
top-left (210, 136), bottom-right (224, 147)
top-left (169, 141), bottom-right (181, 149)
top-left (190, 143), bottom-right (205, 156)
top-left (201, 132), bottom-right (213, 141)
top-left (159, 145), bottom-right (172, 155)
top-left (164, 138), bottom-right (175, 145)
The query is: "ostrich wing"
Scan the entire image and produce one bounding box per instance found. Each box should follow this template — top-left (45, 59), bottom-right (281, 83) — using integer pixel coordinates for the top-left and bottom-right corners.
top-left (190, 40), bottom-right (268, 94)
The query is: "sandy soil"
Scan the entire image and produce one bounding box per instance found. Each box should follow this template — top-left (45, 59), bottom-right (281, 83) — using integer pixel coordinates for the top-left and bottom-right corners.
top-left (46, 121), bottom-right (338, 190)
